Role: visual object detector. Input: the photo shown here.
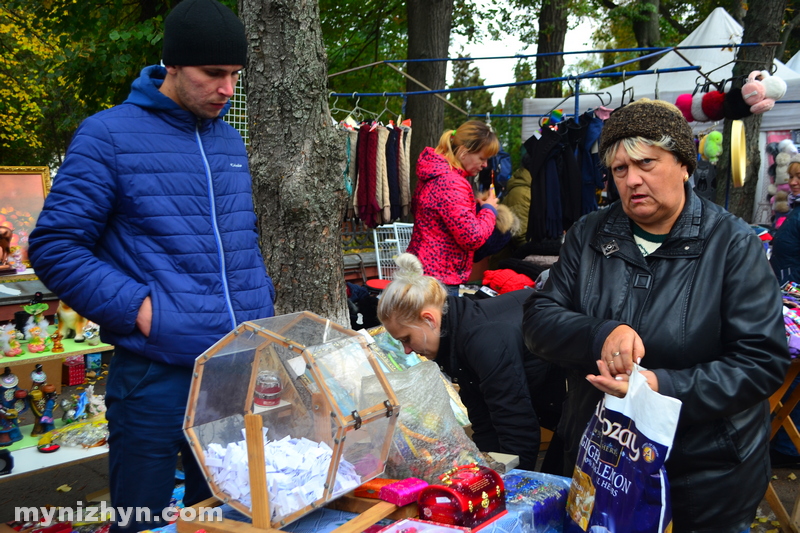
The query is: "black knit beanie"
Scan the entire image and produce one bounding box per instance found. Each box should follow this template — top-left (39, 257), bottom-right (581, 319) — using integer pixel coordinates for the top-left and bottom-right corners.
top-left (599, 98), bottom-right (697, 175)
top-left (162, 0), bottom-right (247, 66)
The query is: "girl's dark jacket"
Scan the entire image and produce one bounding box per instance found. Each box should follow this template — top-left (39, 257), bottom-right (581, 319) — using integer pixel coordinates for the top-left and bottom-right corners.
top-left (437, 289), bottom-right (564, 471)
top-left (523, 185), bottom-right (789, 533)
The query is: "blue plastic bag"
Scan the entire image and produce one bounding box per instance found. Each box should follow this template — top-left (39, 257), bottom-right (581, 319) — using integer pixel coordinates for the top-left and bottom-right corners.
top-left (565, 365), bottom-right (682, 533)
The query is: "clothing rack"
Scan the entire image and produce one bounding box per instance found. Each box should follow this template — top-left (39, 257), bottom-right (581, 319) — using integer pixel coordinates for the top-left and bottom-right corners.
top-left (328, 42), bottom-right (779, 121)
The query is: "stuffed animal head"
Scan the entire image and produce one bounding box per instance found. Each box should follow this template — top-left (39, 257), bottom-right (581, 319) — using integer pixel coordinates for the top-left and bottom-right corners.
top-left (743, 70), bottom-right (779, 114)
top-left (742, 70), bottom-right (767, 105)
top-left (703, 131), bottom-right (723, 164)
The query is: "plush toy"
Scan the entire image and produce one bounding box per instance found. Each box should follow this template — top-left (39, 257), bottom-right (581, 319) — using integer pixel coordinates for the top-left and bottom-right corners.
top-left (764, 72), bottom-right (788, 101)
top-left (0, 325), bottom-right (23, 357)
top-left (741, 70), bottom-right (769, 112)
top-left (675, 94), bottom-right (695, 122)
top-left (702, 90), bottom-right (726, 121)
top-left (723, 77), bottom-right (753, 119)
top-left (742, 70), bottom-right (788, 115)
top-left (691, 92), bottom-right (709, 122)
top-left (703, 131), bottom-right (723, 164)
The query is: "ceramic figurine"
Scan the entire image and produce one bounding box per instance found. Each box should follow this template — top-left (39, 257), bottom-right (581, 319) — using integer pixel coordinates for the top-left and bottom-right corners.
top-left (56, 302), bottom-right (88, 342)
top-left (0, 325), bottom-right (23, 357)
top-left (28, 365), bottom-right (50, 436)
top-left (32, 384), bottom-right (57, 435)
top-left (50, 333), bottom-right (64, 353)
top-left (25, 325), bottom-right (47, 353)
top-left (0, 368), bottom-right (27, 447)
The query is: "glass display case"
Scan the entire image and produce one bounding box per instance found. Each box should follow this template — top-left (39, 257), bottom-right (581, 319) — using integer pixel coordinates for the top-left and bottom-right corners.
top-left (183, 311), bottom-right (400, 528)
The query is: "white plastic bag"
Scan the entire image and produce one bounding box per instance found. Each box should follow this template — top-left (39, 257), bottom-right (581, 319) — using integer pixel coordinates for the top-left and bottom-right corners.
top-left (566, 364), bottom-right (682, 532)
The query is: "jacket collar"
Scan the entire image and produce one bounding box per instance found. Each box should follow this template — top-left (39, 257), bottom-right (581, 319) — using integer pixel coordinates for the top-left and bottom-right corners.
top-left (597, 183), bottom-right (705, 259)
top-left (123, 65), bottom-right (232, 124)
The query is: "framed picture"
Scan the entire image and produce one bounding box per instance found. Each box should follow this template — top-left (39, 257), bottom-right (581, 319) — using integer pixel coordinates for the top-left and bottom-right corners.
top-left (0, 166), bottom-right (51, 266)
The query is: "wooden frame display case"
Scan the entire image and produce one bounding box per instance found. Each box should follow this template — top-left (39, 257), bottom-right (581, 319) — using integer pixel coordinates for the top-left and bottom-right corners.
top-left (184, 311), bottom-right (400, 529)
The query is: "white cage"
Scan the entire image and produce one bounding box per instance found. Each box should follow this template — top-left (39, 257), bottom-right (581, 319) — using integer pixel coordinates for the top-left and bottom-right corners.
top-left (372, 222), bottom-right (413, 279)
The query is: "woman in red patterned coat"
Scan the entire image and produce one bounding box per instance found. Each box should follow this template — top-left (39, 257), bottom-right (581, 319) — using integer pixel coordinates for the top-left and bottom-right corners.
top-left (407, 121), bottom-right (499, 290)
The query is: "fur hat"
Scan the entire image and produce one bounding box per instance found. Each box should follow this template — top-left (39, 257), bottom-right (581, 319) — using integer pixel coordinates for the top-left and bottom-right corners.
top-left (599, 98), bottom-right (697, 175)
top-left (162, 0), bottom-right (247, 67)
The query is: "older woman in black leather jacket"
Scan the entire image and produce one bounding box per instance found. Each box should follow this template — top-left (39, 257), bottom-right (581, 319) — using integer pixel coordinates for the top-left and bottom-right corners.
top-left (523, 99), bottom-right (789, 533)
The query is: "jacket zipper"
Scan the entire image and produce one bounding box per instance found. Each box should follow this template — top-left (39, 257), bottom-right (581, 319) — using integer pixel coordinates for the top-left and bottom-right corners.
top-left (195, 121), bottom-right (237, 329)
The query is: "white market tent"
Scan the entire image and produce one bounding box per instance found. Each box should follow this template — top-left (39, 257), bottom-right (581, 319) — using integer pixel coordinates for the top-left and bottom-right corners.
top-left (787, 49), bottom-right (800, 73)
top-left (522, 7), bottom-right (800, 223)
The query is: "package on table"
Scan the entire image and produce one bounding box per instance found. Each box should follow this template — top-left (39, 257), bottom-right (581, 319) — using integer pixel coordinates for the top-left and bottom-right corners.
top-left (502, 468), bottom-right (571, 533)
top-left (184, 311), bottom-right (400, 529)
top-left (62, 354), bottom-right (85, 386)
top-left (84, 352), bottom-right (102, 371)
top-left (417, 464), bottom-right (506, 530)
top-left (378, 518), bottom-right (471, 532)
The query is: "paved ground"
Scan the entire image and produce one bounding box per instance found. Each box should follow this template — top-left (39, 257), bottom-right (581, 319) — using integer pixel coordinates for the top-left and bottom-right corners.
top-left (753, 467), bottom-right (800, 532)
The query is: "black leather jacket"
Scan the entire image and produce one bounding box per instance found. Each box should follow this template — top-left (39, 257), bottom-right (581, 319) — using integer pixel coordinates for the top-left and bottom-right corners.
top-left (523, 186), bottom-right (789, 533)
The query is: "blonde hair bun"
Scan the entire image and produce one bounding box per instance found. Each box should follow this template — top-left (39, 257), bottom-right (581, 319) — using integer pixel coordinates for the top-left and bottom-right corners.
top-left (393, 253), bottom-right (424, 280)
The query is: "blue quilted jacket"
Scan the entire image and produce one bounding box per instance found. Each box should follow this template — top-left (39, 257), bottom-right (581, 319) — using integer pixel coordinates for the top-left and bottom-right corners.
top-left (29, 65), bottom-right (275, 367)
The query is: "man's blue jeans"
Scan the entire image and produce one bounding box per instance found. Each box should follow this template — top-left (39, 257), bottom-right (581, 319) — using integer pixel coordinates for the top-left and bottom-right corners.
top-left (106, 350), bottom-right (211, 533)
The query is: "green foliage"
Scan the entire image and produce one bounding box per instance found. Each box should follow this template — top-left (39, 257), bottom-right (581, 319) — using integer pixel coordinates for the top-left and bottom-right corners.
top-left (491, 60), bottom-right (534, 169)
top-left (2, 0), bottom-right (170, 167)
top-left (443, 56), bottom-right (494, 129)
top-left (322, 0), bottom-right (408, 121)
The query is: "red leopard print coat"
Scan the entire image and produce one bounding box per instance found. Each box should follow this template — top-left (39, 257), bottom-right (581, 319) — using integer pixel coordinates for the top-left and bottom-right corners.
top-left (406, 147), bottom-right (496, 284)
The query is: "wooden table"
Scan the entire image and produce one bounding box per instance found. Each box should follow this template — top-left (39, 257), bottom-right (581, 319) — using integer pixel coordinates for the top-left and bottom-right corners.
top-left (765, 358), bottom-right (800, 533)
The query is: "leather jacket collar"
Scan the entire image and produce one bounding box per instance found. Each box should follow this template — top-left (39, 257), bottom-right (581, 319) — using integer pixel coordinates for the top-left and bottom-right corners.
top-left (592, 183), bottom-right (705, 264)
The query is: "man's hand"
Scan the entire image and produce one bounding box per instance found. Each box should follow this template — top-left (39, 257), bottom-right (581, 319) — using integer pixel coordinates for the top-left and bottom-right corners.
top-left (136, 296), bottom-right (152, 337)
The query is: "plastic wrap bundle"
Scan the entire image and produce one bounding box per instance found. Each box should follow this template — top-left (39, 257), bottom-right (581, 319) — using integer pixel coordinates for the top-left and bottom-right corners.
top-left (360, 360), bottom-right (488, 483)
top-left (39, 415), bottom-right (108, 448)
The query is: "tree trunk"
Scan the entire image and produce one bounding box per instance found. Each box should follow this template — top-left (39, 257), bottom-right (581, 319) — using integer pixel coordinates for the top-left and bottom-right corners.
top-left (240, 0), bottom-right (349, 325)
top-left (405, 0), bottom-right (454, 193)
top-left (715, 0), bottom-right (786, 222)
top-left (535, 0), bottom-right (568, 98)
top-left (632, 0), bottom-right (660, 70)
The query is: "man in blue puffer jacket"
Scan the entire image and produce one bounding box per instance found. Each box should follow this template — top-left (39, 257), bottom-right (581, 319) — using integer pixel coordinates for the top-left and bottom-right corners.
top-left (28, 0), bottom-right (275, 530)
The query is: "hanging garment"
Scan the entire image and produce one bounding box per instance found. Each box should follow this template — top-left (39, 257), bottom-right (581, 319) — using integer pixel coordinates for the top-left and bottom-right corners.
top-left (399, 125), bottom-right (412, 217)
top-left (560, 118), bottom-right (583, 230)
top-left (577, 111), bottom-right (605, 215)
top-left (523, 122), bottom-right (582, 242)
top-left (386, 126), bottom-right (402, 221)
top-left (376, 126), bottom-right (391, 224)
top-left (356, 122), bottom-right (381, 227)
top-left (347, 129), bottom-right (359, 218)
